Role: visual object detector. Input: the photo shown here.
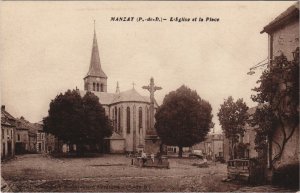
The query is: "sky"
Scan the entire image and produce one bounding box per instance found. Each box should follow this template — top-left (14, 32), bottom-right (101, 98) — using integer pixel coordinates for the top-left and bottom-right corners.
top-left (0, 1), bottom-right (295, 133)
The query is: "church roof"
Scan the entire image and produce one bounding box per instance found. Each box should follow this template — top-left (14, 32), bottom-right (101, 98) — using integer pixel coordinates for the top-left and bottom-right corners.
top-left (112, 88), bottom-right (150, 104)
top-left (79, 90), bottom-right (116, 105)
top-left (85, 29), bottom-right (107, 78)
top-left (79, 88), bottom-right (159, 107)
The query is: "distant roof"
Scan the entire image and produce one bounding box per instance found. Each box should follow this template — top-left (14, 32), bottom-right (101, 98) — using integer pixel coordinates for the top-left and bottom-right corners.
top-left (261, 2), bottom-right (299, 34)
top-left (33, 123), bottom-right (43, 132)
top-left (1, 120), bottom-right (13, 127)
top-left (1, 107), bottom-right (16, 126)
top-left (16, 117), bottom-right (39, 133)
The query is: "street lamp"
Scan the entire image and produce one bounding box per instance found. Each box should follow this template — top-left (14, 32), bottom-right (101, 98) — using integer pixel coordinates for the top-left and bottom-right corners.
top-left (247, 58), bottom-right (268, 75)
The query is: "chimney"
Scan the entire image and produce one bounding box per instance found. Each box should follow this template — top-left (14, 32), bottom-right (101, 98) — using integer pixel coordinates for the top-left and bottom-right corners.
top-left (1, 105), bottom-right (5, 111)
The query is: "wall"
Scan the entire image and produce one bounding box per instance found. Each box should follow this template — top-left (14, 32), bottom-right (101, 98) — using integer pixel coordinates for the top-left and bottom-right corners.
top-left (110, 139), bottom-right (125, 153)
top-left (109, 102), bottom-right (150, 152)
top-left (15, 129), bottom-right (29, 151)
top-left (37, 132), bottom-right (46, 153)
top-left (269, 18), bottom-right (299, 169)
top-left (271, 20), bottom-right (299, 61)
top-left (1, 125), bottom-right (15, 158)
top-left (213, 140), bottom-right (224, 157)
top-left (271, 124), bottom-right (299, 169)
top-left (243, 125), bottom-right (258, 159)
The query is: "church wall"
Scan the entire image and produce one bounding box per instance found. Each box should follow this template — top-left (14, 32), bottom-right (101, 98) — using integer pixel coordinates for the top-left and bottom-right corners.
top-left (94, 100), bottom-right (152, 153)
top-left (110, 139), bottom-right (125, 153)
top-left (108, 102), bottom-right (150, 152)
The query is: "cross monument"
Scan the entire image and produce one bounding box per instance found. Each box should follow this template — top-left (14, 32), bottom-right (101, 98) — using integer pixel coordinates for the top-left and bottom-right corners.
top-left (142, 77), bottom-right (162, 153)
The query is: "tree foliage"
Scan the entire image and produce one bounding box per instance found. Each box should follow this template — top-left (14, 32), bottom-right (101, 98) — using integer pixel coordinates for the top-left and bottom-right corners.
top-left (248, 105), bottom-right (277, 151)
top-left (217, 96), bottom-right (249, 159)
top-left (43, 90), bottom-right (113, 154)
top-left (250, 48), bottom-right (299, 166)
top-left (155, 85), bottom-right (213, 157)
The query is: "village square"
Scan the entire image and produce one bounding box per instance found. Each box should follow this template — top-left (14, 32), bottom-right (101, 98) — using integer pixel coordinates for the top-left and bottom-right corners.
top-left (1, 2), bottom-right (299, 192)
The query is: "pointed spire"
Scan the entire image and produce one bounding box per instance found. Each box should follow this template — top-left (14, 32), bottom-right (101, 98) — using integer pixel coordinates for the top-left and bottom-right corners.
top-left (116, 81), bottom-right (120, 94)
top-left (94, 19), bottom-right (96, 34)
top-left (86, 20), bottom-right (107, 78)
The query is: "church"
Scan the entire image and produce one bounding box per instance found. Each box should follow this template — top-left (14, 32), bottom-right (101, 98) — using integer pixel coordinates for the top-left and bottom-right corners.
top-left (79, 27), bottom-right (158, 154)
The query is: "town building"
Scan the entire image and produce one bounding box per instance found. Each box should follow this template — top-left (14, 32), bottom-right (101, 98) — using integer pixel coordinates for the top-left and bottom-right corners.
top-left (260, 2), bottom-right (299, 182)
top-left (1, 105), bottom-right (16, 160)
top-left (79, 26), bottom-right (157, 153)
top-left (223, 107), bottom-right (258, 162)
top-left (15, 117), bottom-right (37, 154)
top-left (192, 133), bottom-right (224, 160)
top-left (34, 123), bottom-right (46, 153)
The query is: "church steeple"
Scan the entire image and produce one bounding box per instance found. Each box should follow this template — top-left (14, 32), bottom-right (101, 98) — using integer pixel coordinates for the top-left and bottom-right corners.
top-left (84, 21), bottom-right (108, 92)
top-left (86, 21), bottom-right (107, 78)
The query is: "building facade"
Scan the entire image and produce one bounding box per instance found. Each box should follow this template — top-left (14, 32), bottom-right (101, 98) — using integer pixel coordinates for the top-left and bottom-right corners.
top-left (192, 133), bottom-right (224, 160)
top-left (261, 2), bottom-right (299, 172)
top-left (1, 105), bottom-right (16, 159)
top-left (79, 27), bottom-right (156, 153)
top-left (35, 123), bottom-right (46, 153)
top-left (15, 117), bottom-right (37, 154)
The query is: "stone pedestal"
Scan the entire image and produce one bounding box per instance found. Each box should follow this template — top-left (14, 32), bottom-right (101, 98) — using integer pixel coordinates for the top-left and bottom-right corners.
top-left (144, 135), bottom-right (160, 154)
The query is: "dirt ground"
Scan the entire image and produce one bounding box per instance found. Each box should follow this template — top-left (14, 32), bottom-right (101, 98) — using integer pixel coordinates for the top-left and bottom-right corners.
top-left (1, 154), bottom-right (297, 192)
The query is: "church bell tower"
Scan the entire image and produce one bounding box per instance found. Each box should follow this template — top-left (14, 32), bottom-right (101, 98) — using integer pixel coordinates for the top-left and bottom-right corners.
top-left (84, 21), bottom-right (107, 92)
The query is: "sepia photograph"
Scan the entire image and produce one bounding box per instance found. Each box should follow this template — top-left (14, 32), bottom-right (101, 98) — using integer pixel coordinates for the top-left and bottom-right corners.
top-left (0, 1), bottom-right (299, 192)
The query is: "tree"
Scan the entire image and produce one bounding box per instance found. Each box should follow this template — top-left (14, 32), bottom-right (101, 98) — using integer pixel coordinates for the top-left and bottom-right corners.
top-left (155, 85), bottom-right (213, 157)
top-left (82, 92), bottom-right (113, 150)
top-left (43, 90), bottom-right (112, 155)
top-left (217, 96), bottom-right (249, 159)
top-left (250, 48), bottom-right (299, 167)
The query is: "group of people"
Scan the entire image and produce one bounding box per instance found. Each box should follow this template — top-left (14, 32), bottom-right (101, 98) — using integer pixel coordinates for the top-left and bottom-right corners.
top-left (140, 151), bottom-right (163, 165)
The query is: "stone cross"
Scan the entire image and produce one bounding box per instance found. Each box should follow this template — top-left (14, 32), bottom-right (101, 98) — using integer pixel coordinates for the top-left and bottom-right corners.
top-left (142, 77), bottom-right (162, 131)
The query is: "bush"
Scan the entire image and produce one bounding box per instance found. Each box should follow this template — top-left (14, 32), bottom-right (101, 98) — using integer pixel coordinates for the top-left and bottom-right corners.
top-left (272, 163), bottom-right (299, 188)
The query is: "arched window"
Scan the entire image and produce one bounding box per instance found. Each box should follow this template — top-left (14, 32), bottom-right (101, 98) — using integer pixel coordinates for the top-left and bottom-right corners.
top-left (112, 108), bottom-right (115, 128)
top-left (96, 83), bottom-right (99, 91)
top-left (139, 107), bottom-right (143, 134)
top-left (126, 107), bottom-right (130, 134)
top-left (118, 107), bottom-right (121, 132)
top-left (114, 107), bottom-right (117, 132)
top-left (93, 83), bottom-right (96, 91)
top-left (100, 84), bottom-right (104, 92)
